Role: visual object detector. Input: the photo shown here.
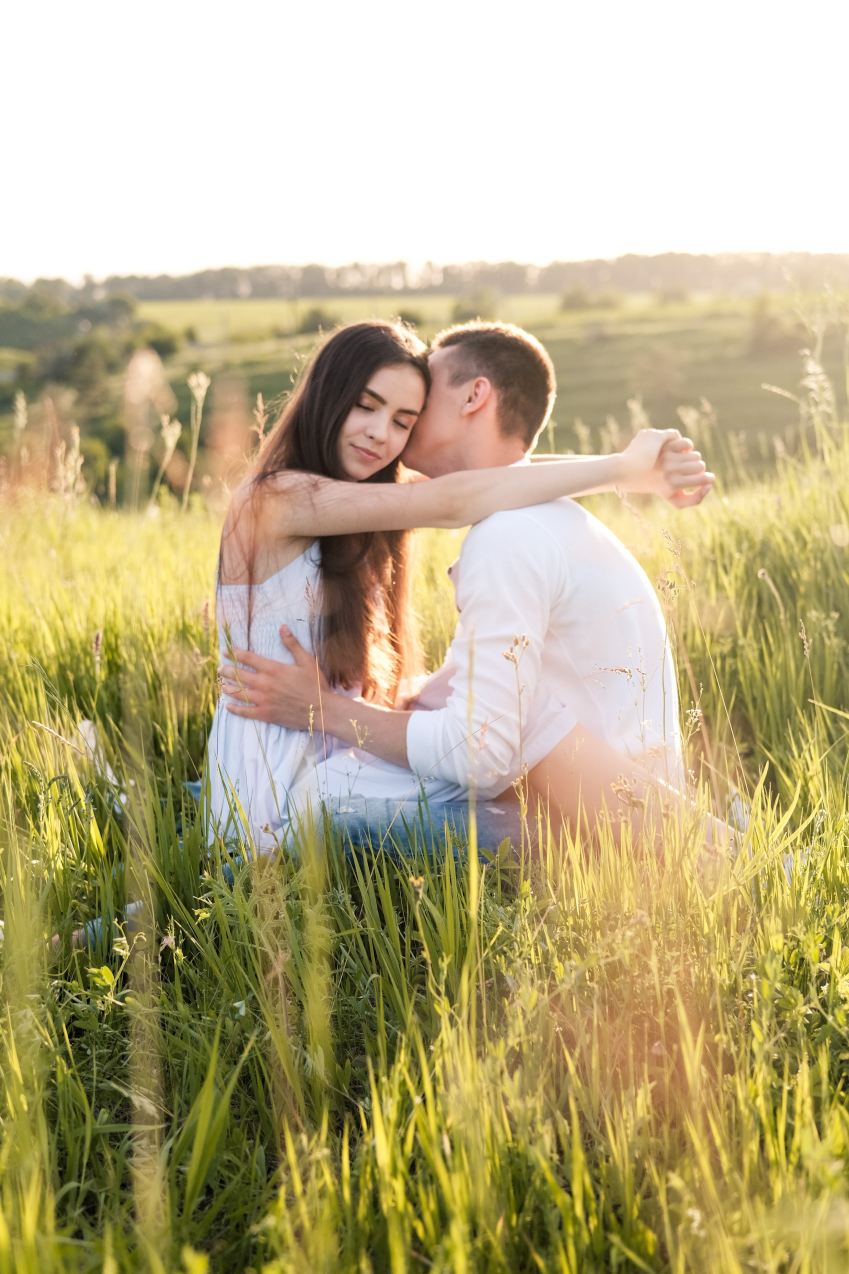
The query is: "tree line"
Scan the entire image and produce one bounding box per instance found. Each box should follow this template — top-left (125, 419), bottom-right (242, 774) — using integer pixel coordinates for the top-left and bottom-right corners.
top-left (3, 252), bottom-right (849, 305)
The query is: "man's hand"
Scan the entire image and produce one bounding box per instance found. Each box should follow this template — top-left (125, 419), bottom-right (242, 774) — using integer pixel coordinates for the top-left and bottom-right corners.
top-left (619, 428), bottom-right (714, 508)
top-left (220, 626), bottom-right (414, 767)
top-left (219, 626), bottom-right (329, 728)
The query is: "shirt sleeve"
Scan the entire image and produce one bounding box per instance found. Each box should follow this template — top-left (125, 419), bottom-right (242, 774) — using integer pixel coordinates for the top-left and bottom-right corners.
top-left (406, 511), bottom-right (565, 795)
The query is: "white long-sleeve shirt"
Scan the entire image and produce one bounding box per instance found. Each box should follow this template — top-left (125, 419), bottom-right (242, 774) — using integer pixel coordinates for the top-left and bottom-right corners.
top-left (405, 499), bottom-right (685, 798)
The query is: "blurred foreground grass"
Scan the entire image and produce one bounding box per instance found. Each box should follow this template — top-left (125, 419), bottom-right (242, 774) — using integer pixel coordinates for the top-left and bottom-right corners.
top-left (3, 426), bottom-right (849, 1270)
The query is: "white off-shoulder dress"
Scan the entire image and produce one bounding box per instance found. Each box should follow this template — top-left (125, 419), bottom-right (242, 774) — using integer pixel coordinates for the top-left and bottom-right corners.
top-left (204, 543), bottom-right (332, 851)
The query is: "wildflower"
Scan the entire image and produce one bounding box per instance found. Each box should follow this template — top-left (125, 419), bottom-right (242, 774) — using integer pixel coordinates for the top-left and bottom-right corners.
top-left (187, 370), bottom-right (211, 408)
top-left (686, 1207), bottom-right (705, 1238)
top-left (829, 524), bottom-right (849, 548)
top-left (160, 414), bottom-right (182, 458)
top-left (502, 634), bottom-right (529, 666)
top-left (147, 416), bottom-right (183, 510)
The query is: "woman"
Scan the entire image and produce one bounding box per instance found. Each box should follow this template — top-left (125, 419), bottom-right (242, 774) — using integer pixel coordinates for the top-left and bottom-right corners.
top-left (207, 319), bottom-right (707, 850)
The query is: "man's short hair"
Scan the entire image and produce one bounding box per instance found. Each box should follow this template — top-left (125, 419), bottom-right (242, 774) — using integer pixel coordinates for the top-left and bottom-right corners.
top-left (431, 321), bottom-right (556, 448)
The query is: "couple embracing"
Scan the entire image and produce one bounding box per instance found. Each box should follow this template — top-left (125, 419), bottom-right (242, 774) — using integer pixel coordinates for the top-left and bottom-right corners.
top-left (208, 319), bottom-right (729, 857)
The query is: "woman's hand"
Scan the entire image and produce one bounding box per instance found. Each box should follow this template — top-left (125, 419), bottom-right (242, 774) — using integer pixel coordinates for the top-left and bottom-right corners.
top-left (618, 428), bottom-right (714, 507)
top-left (219, 626), bottom-right (329, 729)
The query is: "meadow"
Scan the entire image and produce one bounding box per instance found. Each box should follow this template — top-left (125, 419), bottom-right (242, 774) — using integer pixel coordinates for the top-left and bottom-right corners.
top-left (3, 290), bottom-right (847, 501)
top-left (135, 292), bottom-right (849, 474)
top-left (3, 353), bottom-right (849, 1272)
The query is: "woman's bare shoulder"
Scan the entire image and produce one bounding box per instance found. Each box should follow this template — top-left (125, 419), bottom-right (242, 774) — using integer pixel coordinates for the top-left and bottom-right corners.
top-left (255, 469), bottom-right (324, 496)
top-left (221, 477), bottom-right (258, 538)
top-left (219, 484), bottom-right (256, 581)
top-left (220, 474), bottom-right (312, 583)
top-left (223, 472), bottom-right (309, 524)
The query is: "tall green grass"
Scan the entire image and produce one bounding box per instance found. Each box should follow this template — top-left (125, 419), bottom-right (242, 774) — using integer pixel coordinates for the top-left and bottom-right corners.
top-left (3, 420), bottom-right (849, 1269)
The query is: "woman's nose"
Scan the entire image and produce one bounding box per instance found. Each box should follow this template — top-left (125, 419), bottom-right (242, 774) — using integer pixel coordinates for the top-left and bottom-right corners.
top-left (365, 411), bottom-right (388, 441)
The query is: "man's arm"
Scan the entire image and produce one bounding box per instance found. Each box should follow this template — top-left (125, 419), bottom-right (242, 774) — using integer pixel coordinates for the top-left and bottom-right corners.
top-left (219, 631), bottom-right (413, 764)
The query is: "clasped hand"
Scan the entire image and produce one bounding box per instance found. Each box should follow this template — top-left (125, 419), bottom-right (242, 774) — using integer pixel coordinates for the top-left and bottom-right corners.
top-left (626, 428), bottom-right (714, 507)
top-left (219, 626), bottom-right (327, 727)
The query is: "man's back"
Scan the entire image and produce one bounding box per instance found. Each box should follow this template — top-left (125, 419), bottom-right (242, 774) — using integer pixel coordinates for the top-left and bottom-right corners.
top-left (406, 498), bottom-right (684, 797)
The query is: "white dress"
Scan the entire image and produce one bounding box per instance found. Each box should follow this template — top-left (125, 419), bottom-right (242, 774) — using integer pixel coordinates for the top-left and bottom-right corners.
top-left (204, 543), bottom-right (332, 851)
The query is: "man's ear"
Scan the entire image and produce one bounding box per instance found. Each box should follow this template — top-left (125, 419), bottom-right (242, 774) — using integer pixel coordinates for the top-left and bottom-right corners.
top-left (459, 376), bottom-right (493, 418)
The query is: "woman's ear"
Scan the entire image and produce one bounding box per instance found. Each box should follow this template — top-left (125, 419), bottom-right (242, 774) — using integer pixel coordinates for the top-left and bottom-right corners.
top-left (459, 376), bottom-right (493, 418)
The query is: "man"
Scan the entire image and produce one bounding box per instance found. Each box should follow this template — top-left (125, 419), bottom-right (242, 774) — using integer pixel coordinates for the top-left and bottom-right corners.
top-left (221, 322), bottom-right (716, 849)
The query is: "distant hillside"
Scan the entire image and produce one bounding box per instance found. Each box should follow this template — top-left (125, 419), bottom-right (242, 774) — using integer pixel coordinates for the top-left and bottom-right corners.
top-left (3, 253), bottom-right (849, 305)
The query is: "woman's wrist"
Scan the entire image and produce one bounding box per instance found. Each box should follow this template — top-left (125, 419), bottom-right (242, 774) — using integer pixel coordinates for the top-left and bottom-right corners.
top-left (607, 452), bottom-right (630, 490)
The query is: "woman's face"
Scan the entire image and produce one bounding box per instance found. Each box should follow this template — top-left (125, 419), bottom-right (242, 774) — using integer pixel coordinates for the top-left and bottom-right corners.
top-left (336, 363), bottom-right (426, 480)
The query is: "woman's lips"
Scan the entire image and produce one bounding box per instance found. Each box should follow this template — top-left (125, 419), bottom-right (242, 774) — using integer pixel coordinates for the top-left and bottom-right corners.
top-left (352, 443), bottom-right (380, 462)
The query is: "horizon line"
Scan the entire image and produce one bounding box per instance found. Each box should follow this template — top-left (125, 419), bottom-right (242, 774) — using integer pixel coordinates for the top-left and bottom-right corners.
top-left (7, 248), bottom-right (849, 290)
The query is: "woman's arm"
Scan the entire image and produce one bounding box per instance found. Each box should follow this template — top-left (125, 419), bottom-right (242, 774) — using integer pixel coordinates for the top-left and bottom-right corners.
top-left (532, 434), bottom-right (711, 505)
top-left (257, 428), bottom-right (712, 540)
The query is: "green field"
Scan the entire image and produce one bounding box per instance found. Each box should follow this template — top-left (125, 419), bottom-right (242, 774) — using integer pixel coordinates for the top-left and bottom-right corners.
top-left (137, 293), bottom-right (569, 340)
top-left (2, 293), bottom-right (846, 496)
top-left (138, 294), bottom-right (849, 473)
top-left (4, 388), bottom-right (849, 1267)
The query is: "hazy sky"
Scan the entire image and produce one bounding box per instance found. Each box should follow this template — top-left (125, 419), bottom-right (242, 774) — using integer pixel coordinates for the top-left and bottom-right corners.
top-left (4, 0), bottom-right (848, 282)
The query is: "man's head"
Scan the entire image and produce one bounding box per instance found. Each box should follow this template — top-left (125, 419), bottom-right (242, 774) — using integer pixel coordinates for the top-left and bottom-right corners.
top-left (401, 321), bottom-right (557, 476)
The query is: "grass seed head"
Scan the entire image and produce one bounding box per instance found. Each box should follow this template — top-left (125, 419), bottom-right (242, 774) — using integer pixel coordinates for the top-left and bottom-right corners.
top-left (13, 391), bottom-right (27, 436)
top-left (187, 370), bottom-right (211, 408)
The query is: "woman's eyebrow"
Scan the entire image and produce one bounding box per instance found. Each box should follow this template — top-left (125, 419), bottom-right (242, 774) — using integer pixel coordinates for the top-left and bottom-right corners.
top-left (362, 386), bottom-right (421, 417)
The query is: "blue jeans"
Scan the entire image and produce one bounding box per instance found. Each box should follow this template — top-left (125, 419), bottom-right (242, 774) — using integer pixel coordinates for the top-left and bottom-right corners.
top-left (189, 779), bottom-right (524, 860)
top-left (317, 794), bottom-right (524, 860)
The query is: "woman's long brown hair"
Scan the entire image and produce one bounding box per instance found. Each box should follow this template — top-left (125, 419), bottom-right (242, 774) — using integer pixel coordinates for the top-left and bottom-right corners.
top-left (233, 320), bottom-right (430, 704)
